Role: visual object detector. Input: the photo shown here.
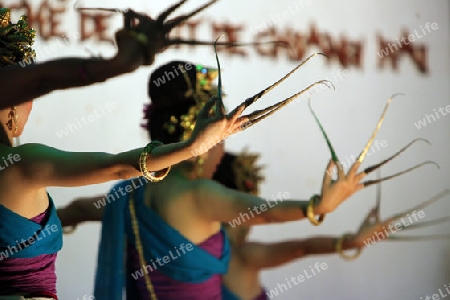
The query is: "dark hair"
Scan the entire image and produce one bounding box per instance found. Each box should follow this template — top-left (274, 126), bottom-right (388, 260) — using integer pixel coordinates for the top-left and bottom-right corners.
top-left (0, 124), bottom-right (11, 146)
top-left (143, 61), bottom-right (199, 144)
top-left (212, 152), bottom-right (238, 189)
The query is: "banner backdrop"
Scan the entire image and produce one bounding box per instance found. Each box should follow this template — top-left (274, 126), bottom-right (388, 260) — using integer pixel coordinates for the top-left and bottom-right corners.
top-left (2, 0), bottom-right (449, 299)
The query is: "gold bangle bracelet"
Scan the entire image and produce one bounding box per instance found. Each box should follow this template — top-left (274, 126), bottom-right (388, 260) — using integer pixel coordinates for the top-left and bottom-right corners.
top-left (336, 233), bottom-right (362, 261)
top-left (306, 195), bottom-right (325, 226)
top-left (139, 141), bottom-right (171, 182)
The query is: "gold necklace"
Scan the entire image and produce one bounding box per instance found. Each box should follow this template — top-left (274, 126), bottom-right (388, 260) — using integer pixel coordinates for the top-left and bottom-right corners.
top-left (129, 191), bottom-right (158, 300)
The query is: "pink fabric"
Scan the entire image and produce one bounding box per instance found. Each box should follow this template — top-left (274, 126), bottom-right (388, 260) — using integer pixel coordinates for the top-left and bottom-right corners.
top-left (127, 231), bottom-right (224, 300)
top-left (0, 207), bottom-right (57, 297)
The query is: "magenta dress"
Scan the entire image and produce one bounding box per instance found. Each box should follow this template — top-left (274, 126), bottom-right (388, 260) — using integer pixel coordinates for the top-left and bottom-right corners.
top-left (126, 230), bottom-right (225, 300)
top-left (0, 206), bottom-right (58, 299)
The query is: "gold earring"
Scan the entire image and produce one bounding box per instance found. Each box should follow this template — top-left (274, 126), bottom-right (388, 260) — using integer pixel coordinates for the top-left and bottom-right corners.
top-left (6, 107), bottom-right (18, 134)
top-left (196, 156), bottom-right (204, 178)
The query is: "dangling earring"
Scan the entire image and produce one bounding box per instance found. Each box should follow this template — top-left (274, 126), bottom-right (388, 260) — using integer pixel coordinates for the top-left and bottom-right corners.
top-left (196, 156), bottom-right (204, 178)
top-left (6, 107), bottom-right (18, 134)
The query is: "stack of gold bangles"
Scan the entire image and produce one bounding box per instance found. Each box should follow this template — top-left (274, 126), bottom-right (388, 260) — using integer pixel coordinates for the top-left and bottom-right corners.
top-left (139, 141), bottom-right (171, 182)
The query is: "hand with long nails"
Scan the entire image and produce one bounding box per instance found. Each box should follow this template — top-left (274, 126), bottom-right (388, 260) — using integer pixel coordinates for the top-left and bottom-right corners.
top-left (348, 185), bottom-right (450, 253)
top-left (309, 93), bottom-right (440, 187)
top-left (76, 0), bottom-right (285, 66)
top-left (317, 159), bottom-right (366, 213)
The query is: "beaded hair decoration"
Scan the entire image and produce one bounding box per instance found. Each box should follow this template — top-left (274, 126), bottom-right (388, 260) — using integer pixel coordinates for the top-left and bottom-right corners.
top-left (0, 8), bottom-right (36, 66)
top-left (143, 63), bottom-right (219, 142)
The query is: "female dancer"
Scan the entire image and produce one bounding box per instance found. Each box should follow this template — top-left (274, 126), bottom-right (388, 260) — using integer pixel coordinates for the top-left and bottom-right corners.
top-left (212, 151), bottom-right (391, 300)
top-left (57, 60), bottom-right (366, 300)
top-left (0, 11), bottom-right (248, 300)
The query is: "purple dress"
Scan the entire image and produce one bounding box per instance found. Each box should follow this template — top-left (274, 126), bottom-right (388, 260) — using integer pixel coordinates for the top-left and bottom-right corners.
top-left (0, 206), bottom-right (58, 299)
top-left (126, 230), bottom-right (225, 300)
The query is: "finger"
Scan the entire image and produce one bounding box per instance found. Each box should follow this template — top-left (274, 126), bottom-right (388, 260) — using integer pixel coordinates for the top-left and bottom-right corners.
top-left (347, 161), bottom-right (361, 179)
top-left (322, 159), bottom-right (334, 187)
top-left (199, 96), bottom-right (217, 118)
top-left (215, 96), bottom-right (225, 119)
top-left (355, 183), bottom-right (365, 192)
top-left (355, 171), bottom-right (367, 183)
top-left (228, 104), bottom-right (246, 124)
top-left (229, 117), bottom-right (250, 134)
top-left (337, 161), bottom-right (345, 179)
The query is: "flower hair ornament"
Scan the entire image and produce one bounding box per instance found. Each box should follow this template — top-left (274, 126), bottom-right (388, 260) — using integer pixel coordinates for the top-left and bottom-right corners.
top-left (0, 8), bottom-right (36, 66)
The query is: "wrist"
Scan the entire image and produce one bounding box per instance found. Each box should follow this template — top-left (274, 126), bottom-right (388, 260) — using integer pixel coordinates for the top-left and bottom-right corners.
top-left (313, 195), bottom-right (330, 214)
top-left (113, 30), bottom-right (146, 73)
top-left (341, 234), bottom-right (359, 249)
top-left (182, 138), bottom-right (196, 159)
top-left (306, 194), bottom-right (326, 226)
top-left (335, 232), bottom-right (362, 260)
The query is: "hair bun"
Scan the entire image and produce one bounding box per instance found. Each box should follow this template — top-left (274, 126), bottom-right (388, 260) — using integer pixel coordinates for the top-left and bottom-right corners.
top-left (147, 61), bottom-right (197, 110)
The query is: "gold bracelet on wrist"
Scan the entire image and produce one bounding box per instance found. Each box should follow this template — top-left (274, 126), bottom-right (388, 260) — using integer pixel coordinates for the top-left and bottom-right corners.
top-left (335, 233), bottom-right (362, 261)
top-left (139, 141), bottom-right (171, 182)
top-left (306, 194), bottom-right (325, 226)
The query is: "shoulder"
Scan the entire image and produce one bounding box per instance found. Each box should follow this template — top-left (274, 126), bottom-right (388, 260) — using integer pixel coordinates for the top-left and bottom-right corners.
top-left (190, 178), bottom-right (227, 194)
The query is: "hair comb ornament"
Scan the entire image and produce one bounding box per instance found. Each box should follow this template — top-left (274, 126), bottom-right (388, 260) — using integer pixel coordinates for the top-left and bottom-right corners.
top-left (75, 0), bottom-right (287, 65)
top-left (163, 63), bottom-right (220, 141)
top-left (232, 148), bottom-right (265, 195)
top-left (0, 8), bottom-right (36, 67)
top-left (308, 95), bottom-right (440, 187)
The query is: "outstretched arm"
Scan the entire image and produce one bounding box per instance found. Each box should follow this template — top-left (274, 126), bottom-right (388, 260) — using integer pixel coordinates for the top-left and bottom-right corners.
top-left (57, 196), bottom-right (105, 227)
top-left (237, 205), bottom-right (394, 270)
top-left (8, 97), bottom-right (246, 188)
top-left (0, 32), bottom-right (144, 109)
top-left (237, 235), bottom-right (360, 270)
top-left (195, 160), bottom-right (365, 225)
